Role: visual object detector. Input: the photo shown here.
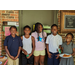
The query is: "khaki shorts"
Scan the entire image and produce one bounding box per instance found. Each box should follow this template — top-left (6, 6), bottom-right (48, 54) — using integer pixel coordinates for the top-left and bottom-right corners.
top-left (33, 50), bottom-right (45, 56)
top-left (7, 55), bottom-right (19, 65)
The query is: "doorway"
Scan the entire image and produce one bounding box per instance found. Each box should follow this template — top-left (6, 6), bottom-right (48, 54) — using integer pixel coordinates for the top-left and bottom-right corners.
top-left (19, 10), bottom-right (58, 65)
top-left (19, 10), bottom-right (58, 36)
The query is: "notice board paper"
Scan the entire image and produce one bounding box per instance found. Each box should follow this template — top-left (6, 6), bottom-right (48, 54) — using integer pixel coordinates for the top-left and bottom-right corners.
top-left (5, 27), bottom-right (11, 36)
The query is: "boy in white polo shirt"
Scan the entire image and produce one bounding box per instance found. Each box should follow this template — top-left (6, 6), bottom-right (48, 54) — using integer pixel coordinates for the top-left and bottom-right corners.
top-left (46, 24), bottom-right (62, 65)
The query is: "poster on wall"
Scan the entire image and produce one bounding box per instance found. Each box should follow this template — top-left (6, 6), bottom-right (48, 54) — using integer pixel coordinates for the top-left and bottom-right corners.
top-left (5, 27), bottom-right (11, 36)
top-left (2, 25), bottom-right (19, 36)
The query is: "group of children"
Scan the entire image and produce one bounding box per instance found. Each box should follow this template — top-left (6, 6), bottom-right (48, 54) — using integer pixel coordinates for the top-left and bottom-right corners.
top-left (4, 22), bottom-right (75, 65)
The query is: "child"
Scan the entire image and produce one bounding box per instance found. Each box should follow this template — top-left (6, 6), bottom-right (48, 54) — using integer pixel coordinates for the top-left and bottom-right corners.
top-left (46, 24), bottom-right (62, 65)
top-left (4, 26), bottom-right (22, 65)
top-left (59, 33), bottom-right (75, 65)
top-left (31, 22), bottom-right (47, 65)
top-left (21, 25), bottom-right (35, 65)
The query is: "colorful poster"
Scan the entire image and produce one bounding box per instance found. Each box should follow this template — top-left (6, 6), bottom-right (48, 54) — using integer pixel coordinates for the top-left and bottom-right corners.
top-left (5, 27), bottom-right (11, 36)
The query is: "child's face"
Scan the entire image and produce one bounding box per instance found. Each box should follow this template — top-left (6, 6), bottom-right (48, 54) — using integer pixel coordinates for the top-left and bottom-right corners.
top-left (10, 27), bottom-right (17, 35)
top-left (24, 28), bottom-right (31, 35)
top-left (37, 25), bottom-right (43, 33)
top-left (51, 26), bottom-right (58, 35)
top-left (66, 34), bottom-right (73, 42)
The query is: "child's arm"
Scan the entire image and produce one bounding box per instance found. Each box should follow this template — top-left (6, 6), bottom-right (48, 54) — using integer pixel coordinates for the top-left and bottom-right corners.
top-left (57, 36), bottom-right (62, 52)
top-left (61, 47), bottom-right (63, 53)
top-left (57, 45), bottom-right (62, 52)
top-left (46, 44), bottom-right (52, 58)
top-left (5, 46), bottom-right (14, 59)
top-left (14, 37), bottom-right (22, 60)
top-left (27, 36), bottom-right (35, 59)
top-left (56, 45), bottom-right (63, 59)
top-left (31, 36), bottom-right (35, 55)
top-left (20, 36), bottom-right (28, 55)
top-left (21, 48), bottom-right (28, 55)
top-left (59, 45), bottom-right (62, 50)
top-left (4, 37), bottom-right (15, 59)
top-left (44, 37), bottom-right (47, 42)
top-left (71, 44), bottom-right (75, 56)
top-left (46, 35), bottom-right (52, 58)
top-left (44, 32), bottom-right (47, 43)
top-left (14, 47), bottom-right (21, 59)
top-left (71, 48), bottom-right (75, 56)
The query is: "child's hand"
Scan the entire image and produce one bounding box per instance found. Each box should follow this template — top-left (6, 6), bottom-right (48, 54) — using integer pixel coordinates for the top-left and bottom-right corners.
top-left (24, 51), bottom-right (28, 55)
top-left (10, 55), bottom-right (15, 60)
top-left (57, 49), bottom-right (58, 52)
top-left (14, 56), bottom-right (18, 60)
top-left (27, 53), bottom-right (32, 59)
top-left (48, 52), bottom-right (52, 58)
top-left (56, 54), bottom-right (60, 59)
top-left (27, 55), bottom-right (30, 59)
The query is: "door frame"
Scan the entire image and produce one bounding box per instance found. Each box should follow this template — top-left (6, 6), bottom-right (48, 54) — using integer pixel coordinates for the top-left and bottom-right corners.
top-left (19, 10), bottom-right (23, 36)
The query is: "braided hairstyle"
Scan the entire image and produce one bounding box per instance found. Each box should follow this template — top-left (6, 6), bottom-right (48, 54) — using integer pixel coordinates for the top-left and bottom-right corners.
top-left (35, 22), bottom-right (44, 41)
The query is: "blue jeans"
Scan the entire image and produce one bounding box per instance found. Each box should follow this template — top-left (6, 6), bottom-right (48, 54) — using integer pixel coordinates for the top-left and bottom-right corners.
top-left (47, 52), bottom-right (59, 65)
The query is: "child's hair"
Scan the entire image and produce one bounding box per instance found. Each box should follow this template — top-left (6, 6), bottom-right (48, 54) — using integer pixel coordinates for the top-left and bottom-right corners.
top-left (23, 25), bottom-right (31, 30)
top-left (35, 22), bottom-right (44, 41)
top-left (51, 24), bottom-right (58, 34)
top-left (51, 24), bottom-right (58, 29)
top-left (66, 33), bottom-right (74, 39)
top-left (9, 26), bottom-right (17, 31)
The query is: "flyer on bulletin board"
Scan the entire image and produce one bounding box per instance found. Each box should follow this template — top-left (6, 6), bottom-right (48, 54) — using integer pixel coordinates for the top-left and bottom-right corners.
top-left (5, 27), bottom-right (11, 36)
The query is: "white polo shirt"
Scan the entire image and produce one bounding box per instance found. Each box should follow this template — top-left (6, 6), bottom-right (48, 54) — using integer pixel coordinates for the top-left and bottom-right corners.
top-left (46, 34), bottom-right (62, 53)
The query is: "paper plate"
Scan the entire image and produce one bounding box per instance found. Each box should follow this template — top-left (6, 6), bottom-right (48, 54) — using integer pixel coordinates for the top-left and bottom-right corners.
top-left (59, 53), bottom-right (72, 58)
top-left (0, 61), bottom-right (2, 65)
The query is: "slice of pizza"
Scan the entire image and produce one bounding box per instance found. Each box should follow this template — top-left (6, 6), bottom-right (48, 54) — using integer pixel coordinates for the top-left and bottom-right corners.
top-left (63, 54), bottom-right (71, 57)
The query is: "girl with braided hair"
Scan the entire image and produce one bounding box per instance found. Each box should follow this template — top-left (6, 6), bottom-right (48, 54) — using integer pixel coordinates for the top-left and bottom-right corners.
top-left (31, 22), bottom-right (47, 65)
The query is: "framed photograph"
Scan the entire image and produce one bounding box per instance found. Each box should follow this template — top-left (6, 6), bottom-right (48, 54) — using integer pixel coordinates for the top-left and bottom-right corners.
top-left (60, 10), bottom-right (75, 33)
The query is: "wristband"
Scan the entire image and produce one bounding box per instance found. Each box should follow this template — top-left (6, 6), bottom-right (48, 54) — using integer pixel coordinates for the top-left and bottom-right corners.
top-left (26, 54), bottom-right (29, 57)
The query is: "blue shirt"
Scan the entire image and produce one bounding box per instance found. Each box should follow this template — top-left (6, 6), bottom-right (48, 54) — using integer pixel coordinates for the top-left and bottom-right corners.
top-left (4, 35), bottom-right (22, 57)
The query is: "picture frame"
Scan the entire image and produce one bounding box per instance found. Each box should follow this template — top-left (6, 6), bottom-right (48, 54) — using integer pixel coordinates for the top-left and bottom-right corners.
top-left (60, 10), bottom-right (75, 33)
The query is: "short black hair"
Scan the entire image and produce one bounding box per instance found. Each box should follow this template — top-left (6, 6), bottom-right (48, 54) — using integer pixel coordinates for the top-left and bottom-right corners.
top-left (66, 33), bottom-right (74, 38)
top-left (51, 24), bottom-right (58, 29)
top-left (9, 26), bottom-right (17, 31)
top-left (23, 25), bottom-right (31, 30)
